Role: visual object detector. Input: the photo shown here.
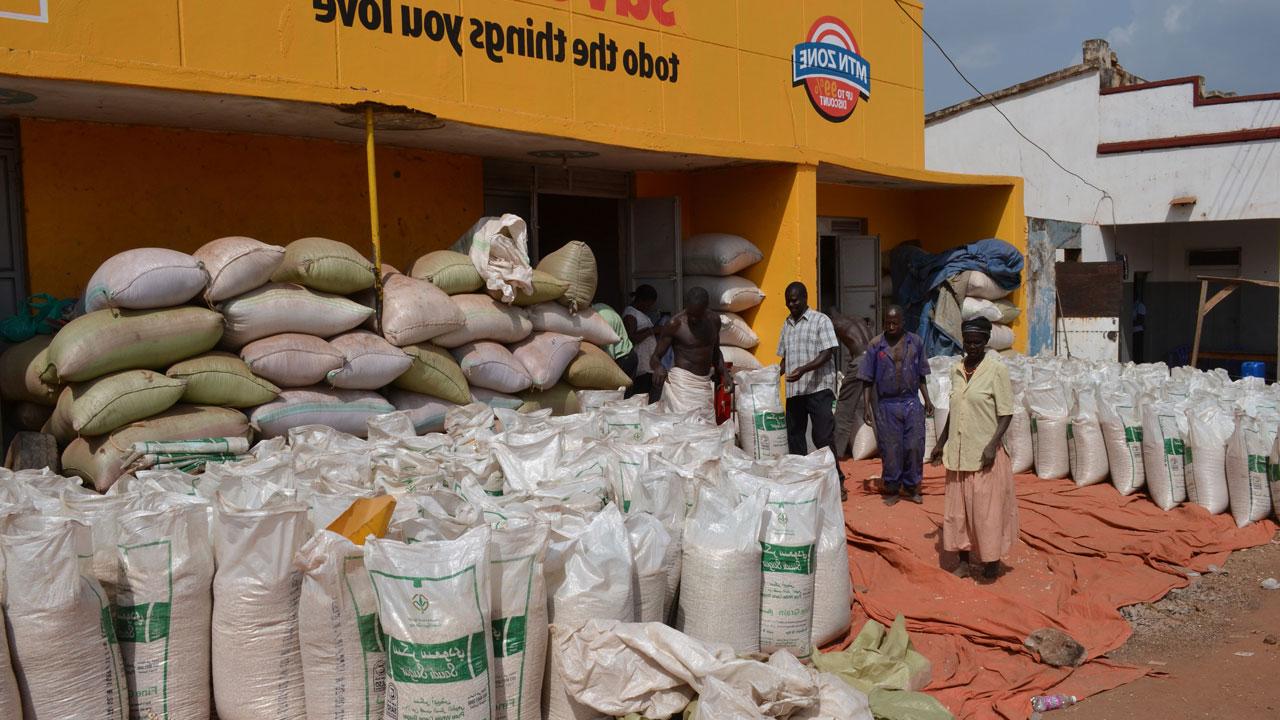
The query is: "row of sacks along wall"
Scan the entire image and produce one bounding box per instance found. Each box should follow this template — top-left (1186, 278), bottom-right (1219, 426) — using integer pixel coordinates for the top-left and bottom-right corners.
top-left (0, 218), bottom-right (774, 491)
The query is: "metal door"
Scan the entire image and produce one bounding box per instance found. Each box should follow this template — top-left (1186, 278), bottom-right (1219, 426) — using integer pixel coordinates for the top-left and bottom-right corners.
top-left (628, 197), bottom-right (681, 312)
top-left (0, 122), bottom-right (28, 321)
top-left (837, 234), bottom-right (880, 328)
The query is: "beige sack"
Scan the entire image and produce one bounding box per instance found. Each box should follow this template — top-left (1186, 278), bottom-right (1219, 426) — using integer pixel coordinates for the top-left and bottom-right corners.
top-left (537, 241), bottom-right (598, 312)
top-left (0, 334), bottom-right (59, 405)
top-left (719, 312), bottom-right (760, 349)
top-left (84, 247), bottom-right (208, 312)
top-left (43, 386), bottom-right (76, 445)
top-left (375, 269), bottom-right (466, 346)
top-left (392, 343), bottom-right (473, 405)
top-left (69, 369), bottom-right (187, 436)
top-left (565, 344), bottom-right (633, 390)
top-left (685, 275), bottom-right (765, 312)
top-left (454, 341), bottom-right (533, 394)
top-left (42, 307), bottom-right (224, 385)
top-left (410, 249), bottom-right (485, 295)
top-left (271, 237), bottom-right (375, 295)
top-left (384, 388), bottom-right (458, 433)
top-left (218, 282), bottom-right (373, 348)
top-left (499, 269), bottom-right (570, 307)
top-left (964, 271), bottom-right (1013, 300)
top-left (241, 334), bottom-right (345, 388)
top-left (326, 330), bottom-right (413, 390)
top-left (512, 332), bottom-right (582, 390)
top-left (527, 302), bottom-right (620, 346)
top-left (167, 352), bottom-right (281, 407)
top-left (722, 345), bottom-right (763, 371)
top-left (682, 233), bottom-right (764, 277)
top-left (433, 294), bottom-right (534, 348)
top-left (251, 387), bottom-right (394, 439)
top-left (195, 236), bottom-right (286, 302)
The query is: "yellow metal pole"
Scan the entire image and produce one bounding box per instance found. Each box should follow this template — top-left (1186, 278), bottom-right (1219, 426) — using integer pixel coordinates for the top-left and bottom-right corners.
top-left (365, 105), bottom-right (384, 334)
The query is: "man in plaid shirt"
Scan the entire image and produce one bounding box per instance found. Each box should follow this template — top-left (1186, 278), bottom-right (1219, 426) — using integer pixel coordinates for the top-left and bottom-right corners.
top-left (777, 282), bottom-right (845, 493)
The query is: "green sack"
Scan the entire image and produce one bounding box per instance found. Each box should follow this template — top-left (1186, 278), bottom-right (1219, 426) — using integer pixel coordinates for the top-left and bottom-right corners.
top-left (271, 237), bottom-right (375, 295)
top-left (812, 616), bottom-right (954, 720)
top-left (392, 343), bottom-right (472, 405)
top-left (167, 352), bottom-right (281, 407)
top-left (495, 269), bottom-right (569, 307)
top-left (69, 369), bottom-right (187, 437)
top-left (536, 241), bottom-right (597, 312)
top-left (42, 307), bottom-right (224, 385)
top-left (411, 250), bottom-right (484, 295)
top-left (518, 382), bottom-right (581, 416)
top-left (564, 344), bottom-right (633, 390)
top-left (0, 335), bottom-right (59, 405)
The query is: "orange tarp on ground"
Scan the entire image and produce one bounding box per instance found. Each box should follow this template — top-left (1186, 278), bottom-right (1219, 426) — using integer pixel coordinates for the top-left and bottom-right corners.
top-left (832, 459), bottom-right (1277, 720)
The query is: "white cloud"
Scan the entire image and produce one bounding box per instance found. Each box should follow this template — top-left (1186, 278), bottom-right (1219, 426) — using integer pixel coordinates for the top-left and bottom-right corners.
top-left (954, 41), bottom-right (1001, 70)
top-left (1164, 2), bottom-right (1189, 32)
top-left (1106, 20), bottom-right (1138, 46)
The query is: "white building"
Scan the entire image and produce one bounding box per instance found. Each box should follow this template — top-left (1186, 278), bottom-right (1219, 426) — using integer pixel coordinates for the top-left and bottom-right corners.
top-left (926, 39), bottom-right (1280, 369)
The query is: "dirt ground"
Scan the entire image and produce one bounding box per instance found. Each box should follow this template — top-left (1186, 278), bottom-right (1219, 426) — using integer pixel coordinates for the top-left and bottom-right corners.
top-left (1060, 531), bottom-right (1280, 719)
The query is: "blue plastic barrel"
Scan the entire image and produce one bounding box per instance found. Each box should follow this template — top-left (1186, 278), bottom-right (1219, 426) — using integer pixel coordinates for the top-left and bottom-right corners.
top-left (1242, 361), bottom-right (1265, 379)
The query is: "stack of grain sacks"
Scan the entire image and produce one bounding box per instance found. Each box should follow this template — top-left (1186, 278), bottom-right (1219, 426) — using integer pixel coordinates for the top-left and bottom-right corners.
top-left (961, 270), bottom-right (1019, 352)
top-left (682, 233), bottom-right (765, 370)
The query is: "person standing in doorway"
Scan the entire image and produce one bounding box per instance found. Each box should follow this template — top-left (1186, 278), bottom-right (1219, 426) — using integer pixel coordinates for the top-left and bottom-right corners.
top-left (624, 284), bottom-right (660, 400)
top-left (651, 286), bottom-right (726, 424)
top-left (928, 317), bottom-right (1017, 581)
top-left (858, 305), bottom-right (933, 504)
top-left (777, 283), bottom-right (845, 492)
top-left (593, 302), bottom-right (636, 378)
top-left (831, 311), bottom-right (875, 460)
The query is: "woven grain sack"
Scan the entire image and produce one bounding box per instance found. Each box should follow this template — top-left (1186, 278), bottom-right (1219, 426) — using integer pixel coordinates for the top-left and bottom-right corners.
top-left (393, 343), bottom-right (473, 405)
top-left (625, 512), bottom-right (673, 625)
top-left (167, 352), bottom-right (280, 407)
top-left (241, 333), bottom-right (345, 388)
top-left (577, 389), bottom-right (625, 412)
top-left (1185, 403), bottom-right (1234, 514)
top-left (544, 506), bottom-right (634, 720)
top-left (376, 269), bottom-right (466, 346)
top-left (195, 236), bottom-right (286, 302)
top-left (497, 268), bottom-right (569, 307)
top-left (852, 422), bottom-right (878, 460)
top-left (512, 332), bottom-right (581, 390)
top-left (212, 495), bottom-right (309, 720)
top-left (0, 531), bottom-right (19, 719)
top-left (455, 214), bottom-right (534, 304)
top-left (2, 516), bottom-right (128, 719)
top-left (385, 388), bottom-right (458, 434)
top-left (735, 365), bottom-right (788, 459)
top-left (490, 522), bottom-right (550, 720)
top-left (271, 237), bottom-right (375, 295)
top-left (527, 302), bottom-right (619, 346)
top-left (62, 405), bottom-right (250, 492)
top-left (987, 323), bottom-right (1015, 351)
top-left (1270, 429), bottom-right (1280, 523)
top-left (964, 270), bottom-right (1013, 300)
top-left (1004, 393), bottom-right (1034, 474)
top-left (42, 307), bottom-right (224, 384)
top-left (0, 334), bottom-right (59, 405)
top-left (719, 312), bottom-right (760, 349)
top-left (1067, 386), bottom-right (1109, 486)
top-left (722, 345), bottom-right (764, 371)
top-left (961, 297), bottom-right (1020, 324)
top-left (785, 452), bottom-right (853, 647)
top-left (685, 275), bottom-right (765, 312)
top-left (114, 503), bottom-right (214, 720)
top-left (84, 247), bottom-right (208, 312)
top-left (519, 383), bottom-right (580, 416)
top-left (44, 386), bottom-right (77, 445)
top-left (759, 480), bottom-right (821, 660)
top-left (411, 249), bottom-right (485, 295)
top-left (219, 282), bottom-right (373, 347)
top-left (1098, 385), bottom-right (1145, 495)
top-left (682, 233), bottom-right (764, 276)
top-left (1225, 413), bottom-right (1276, 527)
top-left (69, 368), bottom-right (187, 436)
top-left (327, 330), bottom-right (413, 390)
top-left (678, 487), bottom-right (766, 654)
top-left (434, 294), bottom-right (533, 348)
top-left (565, 343), bottom-right (633, 389)
top-left (251, 388), bottom-right (395, 439)
top-left (471, 387), bottom-right (526, 412)
top-left (1142, 398), bottom-right (1190, 510)
top-left (1027, 380), bottom-right (1070, 479)
top-left (365, 527), bottom-right (495, 720)
top-left (296, 530), bottom-right (386, 720)
top-left (454, 341), bottom-right (534, 394)
top-left (537, 240), bottom-right (597, 312)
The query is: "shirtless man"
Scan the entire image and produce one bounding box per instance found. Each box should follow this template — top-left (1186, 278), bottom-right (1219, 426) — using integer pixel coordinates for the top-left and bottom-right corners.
top-left (651, 286), bottom-right (726, 423)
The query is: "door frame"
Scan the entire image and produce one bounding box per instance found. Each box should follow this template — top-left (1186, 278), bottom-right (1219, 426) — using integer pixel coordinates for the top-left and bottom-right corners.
top-left (0, 121), bottom-right (28, 321)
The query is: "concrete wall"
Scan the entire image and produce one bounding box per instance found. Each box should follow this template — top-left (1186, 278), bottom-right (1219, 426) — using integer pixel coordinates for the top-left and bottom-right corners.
top-left (1116, 218), bottom-right (1280, 282)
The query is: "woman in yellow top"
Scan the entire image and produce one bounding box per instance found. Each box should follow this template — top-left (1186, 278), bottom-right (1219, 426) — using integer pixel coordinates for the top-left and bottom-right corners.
top-left (928, 317), bottom-right (1017, 581)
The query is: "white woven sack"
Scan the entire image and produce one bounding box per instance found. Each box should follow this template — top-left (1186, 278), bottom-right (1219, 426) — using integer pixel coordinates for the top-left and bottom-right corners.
top-left (296, 530), bottom-right (386, 720)
top-left (1067, 386), bottom-right (1109, 486)
top-left (212, 495), bottom-right (309, 720)
top-left (241, 333), bottom-right (345, 387)
top-left (1270, 428), bottom-right (1280, 523)
top-left (1098, 385), bottom-right (1145, 495)
top-left (722, 345), bottom-right (764, 371)
top-left (434, 294), bottom-right (534, 349)
top-left (2, 516), bottom-right (128, 719)
top-left (964, 270), bottom-right (1012, 300)
top-left (682, 233), bottom-right (764, 276)
top-left (453, 214), bottom-right (534, 304)
top-left (987, 323), bottom-right (1015, 351)
top-left (195, 236), bottom-right (286, 302)
top-left (85, 248), bottom-right (209, 312)
top-left (759, 480), bottom-right (820, 660)
top-left (489, 522), bottom-right (549, 720)
top-left (491, 426), bottom-right (564, 494)
top-left (218, 283), bottom-right (373, 348)
top-left (632, 469), bottom-right (687, 621)
top-left (385, 388), bottom-right (457, 434)
top-left (1225, 413), bottom-right (1276, 527)
top-left (1027, 380), bottom-right (1070, 479)
top-left (0, 524), bottom-right (19, 719)
top-left (512, 332), bottom-right (582, 390)
top-left (1185, 404), bottom-right (1235, 514)
top-left (577, 389), bottom-right (626, 412)
top-left (114, 503), bottom-right (214, 720)
top-left (625, 512), bottom-right (673, 624)
top-left (735, 365), bottom-right (788, 459)
top-left (720, 312), bottom-right (760, 349)
top-left (365, 527), bottom-right (495, 720)
top-left (326, 330), bottom-right (413, 390)
top-left (852, 422), bottom-right (878, 460)
top-left (526, 303), bottom-right (620, 346)
top-left (685, 275), bottom-right (766, 312)
top-left (452, 341), bottom-right (531, 394)
top-left (251, 388), bottom-right (394, 439)
top-left (677, 487), bottom-right (766, 654)
top-left (1003, 400), bottom-right (1034, 473)
top-left (1141, 398), bottom-right (1190, 510)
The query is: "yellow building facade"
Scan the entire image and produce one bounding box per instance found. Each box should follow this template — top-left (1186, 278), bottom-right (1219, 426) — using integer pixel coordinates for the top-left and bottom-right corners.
top-left (0, 0), bottom-right (1026, 355)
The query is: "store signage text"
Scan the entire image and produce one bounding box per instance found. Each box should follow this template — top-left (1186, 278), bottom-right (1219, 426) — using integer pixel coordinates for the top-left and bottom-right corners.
top-left (792, 16), bottom-right (870, 123)
top-left (554, 0), bottom-right (676, 28)
top-left (314, 0), bottom-right (680, 83)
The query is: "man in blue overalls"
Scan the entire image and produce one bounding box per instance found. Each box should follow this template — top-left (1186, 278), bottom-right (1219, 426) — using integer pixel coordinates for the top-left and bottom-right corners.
top-left (858, 305), bottom-right (934, 504)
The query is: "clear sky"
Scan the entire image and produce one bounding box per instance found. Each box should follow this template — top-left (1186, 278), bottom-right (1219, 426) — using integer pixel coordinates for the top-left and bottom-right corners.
top-left (921, 0), bottom-right (1280, 113)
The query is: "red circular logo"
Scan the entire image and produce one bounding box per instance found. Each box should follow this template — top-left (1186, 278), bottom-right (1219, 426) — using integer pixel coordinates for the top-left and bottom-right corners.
top-left (794, 16), bottom-right (868, 123)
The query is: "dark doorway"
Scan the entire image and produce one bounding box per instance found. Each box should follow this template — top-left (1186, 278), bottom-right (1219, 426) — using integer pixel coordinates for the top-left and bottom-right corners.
top-left (536, 193), bottom-right (624, 311)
